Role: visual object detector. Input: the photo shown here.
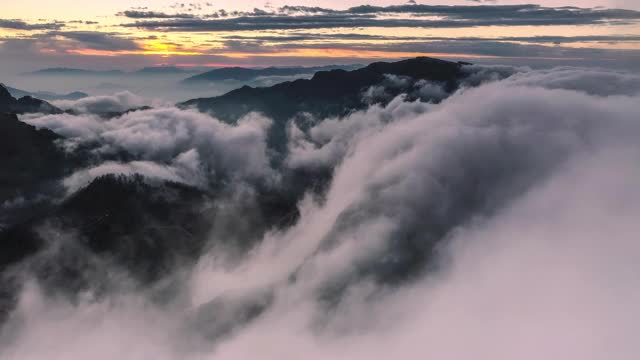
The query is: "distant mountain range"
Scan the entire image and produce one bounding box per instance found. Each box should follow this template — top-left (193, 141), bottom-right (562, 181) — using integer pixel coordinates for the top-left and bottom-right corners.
top-left (4, 85), bottom-right (88, 101)
top-left (181, 58), bottom-right (466, 122)
top-left (26, 65), bottom-right (364, 84)
top-left (27, 68), bottom-right (127, 76)
top-left (180, 57), bottom-right (468, 150)
top-left (134, 66), bottom-right (195, 75)
top-left (26, 66), bottom-right (202, 77)
top-left (182, 64), bottom-right (363, 83)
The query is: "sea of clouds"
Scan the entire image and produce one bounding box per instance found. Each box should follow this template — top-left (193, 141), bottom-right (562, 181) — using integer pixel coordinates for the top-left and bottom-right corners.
top-left (2, 65), bottom-right (640, 359)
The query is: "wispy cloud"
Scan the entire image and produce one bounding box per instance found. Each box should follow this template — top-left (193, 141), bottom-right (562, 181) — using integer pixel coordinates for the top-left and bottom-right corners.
top-left (2, 3), bottom-right (640, 72)
top-left (48, 31), bottom-right (142, 51)
top-left (117, 10), bottom-right (197, 19)
top-left (0, 19), bottom-right (64, 31)
top-left (123, 4), bottom-right (640, 32)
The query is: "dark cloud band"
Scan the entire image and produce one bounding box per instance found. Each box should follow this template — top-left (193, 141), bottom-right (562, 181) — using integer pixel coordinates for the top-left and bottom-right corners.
top-left (0, 19), bottom-right (64, 31)
top-left (122, 4), bottom-right (640, 32)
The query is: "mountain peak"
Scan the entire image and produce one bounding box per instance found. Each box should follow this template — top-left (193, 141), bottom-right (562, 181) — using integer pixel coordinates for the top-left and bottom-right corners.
top-left (0, 83), bottom-right (63, 115)
top-left (182, 64), bottom-right (362, 83)
top-left (181, 56), bottom-right (468, 125)
top-left (0, 84), bottom-right (13, 101)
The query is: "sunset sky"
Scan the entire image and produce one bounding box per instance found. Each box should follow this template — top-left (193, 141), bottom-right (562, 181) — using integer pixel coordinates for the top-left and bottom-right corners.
top-left (1, 0), bottom-right (639, 73)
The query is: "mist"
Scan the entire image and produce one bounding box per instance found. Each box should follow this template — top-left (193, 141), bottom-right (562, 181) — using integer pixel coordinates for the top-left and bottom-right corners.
top-left (1, 65), bottom-right (639, 359)
top-left (1, 71), bottom-right (319, 103)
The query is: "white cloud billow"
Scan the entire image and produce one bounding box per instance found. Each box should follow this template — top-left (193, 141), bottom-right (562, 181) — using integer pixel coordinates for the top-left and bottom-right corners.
top-left (22, 106), bottom-right (276, 190)
top-left (52, 91), bottom-right (153, 113)
top-left (3, 66), bottom-right (640, 359)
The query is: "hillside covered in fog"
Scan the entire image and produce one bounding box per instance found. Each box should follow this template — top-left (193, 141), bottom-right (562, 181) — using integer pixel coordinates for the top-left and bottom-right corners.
top-left (1, 53), bottom-right (640, 358)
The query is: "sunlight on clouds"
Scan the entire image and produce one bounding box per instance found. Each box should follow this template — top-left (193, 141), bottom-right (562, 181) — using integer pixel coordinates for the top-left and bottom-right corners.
top-left (223, 48), bottom-right (499, 59)
top-left (1, 1), bottom-right (639, 69)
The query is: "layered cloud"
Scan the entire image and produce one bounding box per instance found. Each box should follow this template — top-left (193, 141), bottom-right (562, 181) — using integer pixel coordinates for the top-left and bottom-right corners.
top-left (50, 91), bottom-right (152, 113)
top-left (118, 11), bottom-right (197, 19)
top-left (0, 19), bottom-right (64, 31)
top-left (124, 4), bottom-right (640, 31)
top-left (21, 103), bottom-right (276, 190)
top-left (47, 31), bottom-right (142, 52)
top-left (2, 3), bottom-right (640, 73)
top-left (200, 71), bottom-right (640, 360)
top-left (3, 65), bottom-right (640, 359)
top-left (501, 66), bottom-right (640, 96)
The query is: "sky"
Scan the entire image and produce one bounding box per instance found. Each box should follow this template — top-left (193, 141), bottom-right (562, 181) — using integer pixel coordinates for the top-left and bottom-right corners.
top-left (1, 0), bottom-right (640, 73)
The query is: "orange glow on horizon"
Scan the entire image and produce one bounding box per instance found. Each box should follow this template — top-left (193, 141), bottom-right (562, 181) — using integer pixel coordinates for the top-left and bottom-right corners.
top-left (3, 4), bottom-right (633, 68)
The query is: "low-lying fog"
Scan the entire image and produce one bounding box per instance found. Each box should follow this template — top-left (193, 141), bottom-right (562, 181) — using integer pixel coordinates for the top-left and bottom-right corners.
top-left (2, 63), bottom-right (640, 359)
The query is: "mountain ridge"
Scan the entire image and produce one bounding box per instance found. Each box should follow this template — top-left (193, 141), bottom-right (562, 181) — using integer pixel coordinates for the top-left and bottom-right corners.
top-left (180, 57), bottom-right (468, 123)
top-left (0, 84), bottom-right (63, 114)
top-left (4, 85), bottom-right (88, 101)
top-left (182, 64), bottom-right (363, 83)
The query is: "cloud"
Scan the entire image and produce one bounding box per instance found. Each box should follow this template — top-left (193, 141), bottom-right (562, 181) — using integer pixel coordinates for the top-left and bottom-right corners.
top-left (48, 31), bottom-right (142, 51)
top-left (204, 35), bottom-right (640, 71)
top-left (502, 67), bottom-right (640, 96)
top-left (123, 4), bottom-right (640, 32)
top-left (19, 112), bottom-right (106, 139)
top-left (360, 74), bottom-right (448, 105)
top-left (188, 67), bottom-right (640, 359)
top-left (4, 4), bottom-right (640, 74)
top-left (3, 66), bottom-right (640, 359)
top-left (459, 64), bottom-right (640, 96)
top-left (62, 159), bottom-right (203, 193)
top-left (273, 38), bottom-right (640, 63)
top-left (21, 106), bottom-right (277, 189)
top-left (221, 33), bottom-right (640, 44)
top-left (362, 74), bottom-right (412, 103)
top-left (286, 96), bottom-right (433, 171)
top-left (0, 19), bottom-right (64, 31)
top-left (0, 32), bottom-right (142, 77)
top-left (489, 35), bottom-right (640, 43)
top-left (118, 10), bottom-right (196, 19)
top-left (414, 79), bottom-right (448, 100)
top-left (50, 91), bottom-right (151, 114)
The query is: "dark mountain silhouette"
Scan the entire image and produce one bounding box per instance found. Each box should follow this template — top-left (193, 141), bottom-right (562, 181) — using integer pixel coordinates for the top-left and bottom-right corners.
top-left (182, 64), bottom-right (362, 83)
top-left (0, 81), bottom-right (298, 286)
top-left (180, 57), bottom-right (468, 151)
top-left (134, 66), bottom-right (198, 75)
top-left (0, 112), bottom-right (69, 227)
top-left (0, 112), bottom-right (65, 192)
top-left (0, 175), bottom-right (216, 315)
top-left (27, 68), bottom-right (126, 76)
top-left (0, 173), bottom-right (300, 305)
top-left (5, 85), bottom-right (87, 101)
top-left (181, 57), bottom-right (466, 123)
top-left (0, 86), bottom-right (96, 230)
top-left (63, 105), bottom-right (154, 119)
top-left (0, 84), bottom-right (63, 114)
top-left (4, 85), bottom-right (88, 101)
top-left (28, 66), bottom-right (199, 77)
